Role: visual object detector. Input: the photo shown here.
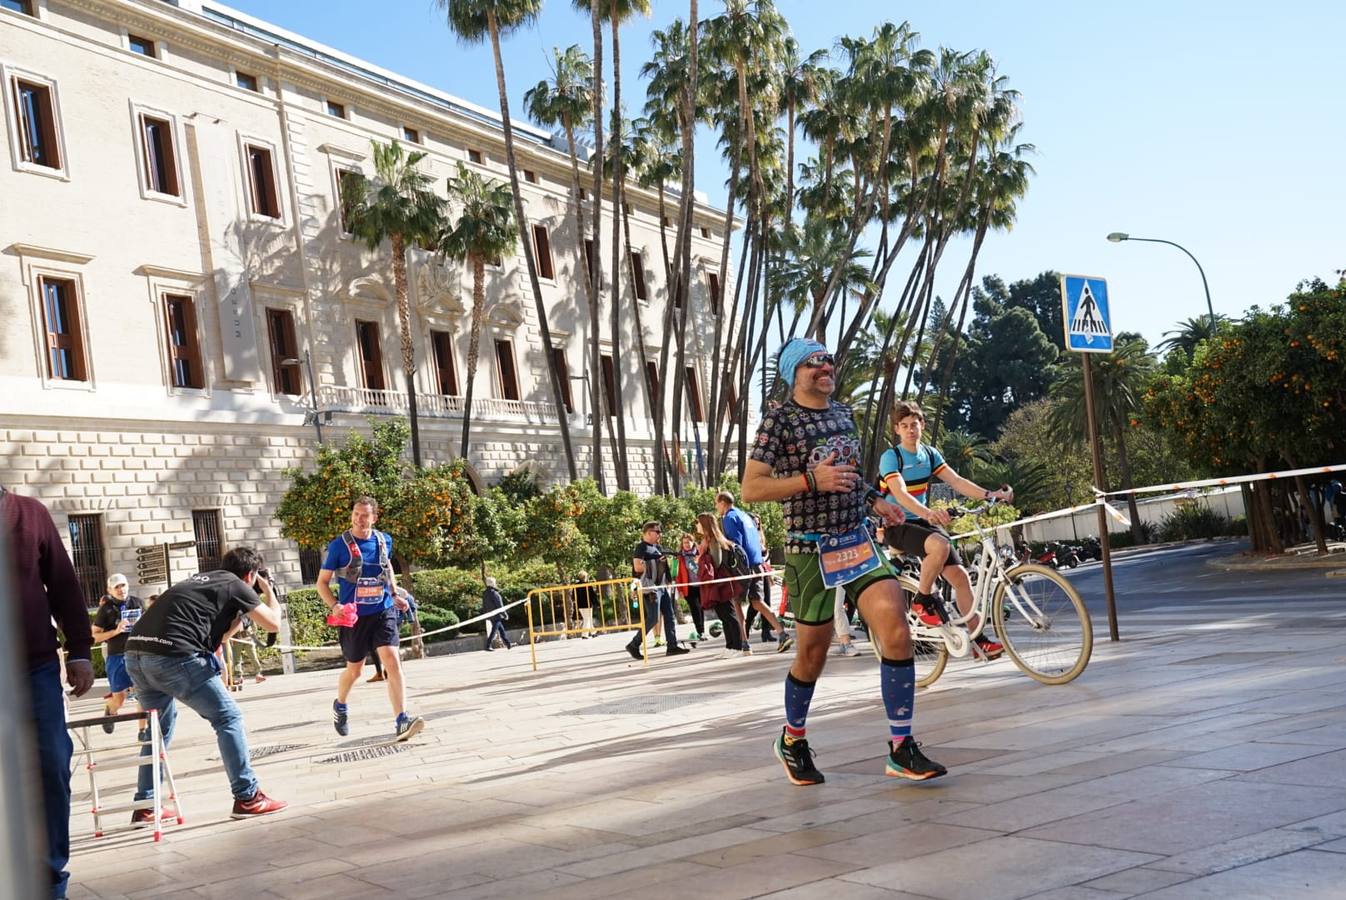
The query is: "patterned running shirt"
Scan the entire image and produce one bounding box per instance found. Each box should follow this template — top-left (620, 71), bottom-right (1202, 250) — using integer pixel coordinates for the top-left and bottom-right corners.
top-left (750, 399), bottom-right (870, 554)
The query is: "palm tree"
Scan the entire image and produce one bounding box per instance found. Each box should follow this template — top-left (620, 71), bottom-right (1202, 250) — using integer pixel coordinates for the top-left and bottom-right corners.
top-left (1156, 314), bottom-right (1228, 358)
top-left (441, 0), bottom-right (579, 481)
top-left (574, 0), bottom-right (652, 492)
top-left (772, 213), bottom-right (875, 338)
top-left (438, 163), bottom-right (519, 460)
top-left (1047, 336), bottom-right (1158, 542)
top-left (938, 428), bottom-right (993, 479)
top-left (341, 140), bottom-right (444, 468)
top-left (778, 39), bottom-right (828, 221)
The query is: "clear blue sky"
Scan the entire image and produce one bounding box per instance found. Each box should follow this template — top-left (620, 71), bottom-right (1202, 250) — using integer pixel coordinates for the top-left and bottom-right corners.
top-left (222, 0), bottom-right (1345, 349)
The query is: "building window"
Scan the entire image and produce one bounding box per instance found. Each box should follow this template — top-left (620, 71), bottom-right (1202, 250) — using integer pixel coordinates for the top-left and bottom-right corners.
top-left (193, 509), bottom-right (224, 572)
top-left (623, 201), bottom-right (632, 216)
top-left (334, 165), bottom-right (358, 233)
top-left (266, 308), bottom-right (302, 396)
top-left (245, 143), bottom-right (280, 218)
top-left (707, 271), bottom-right (722, 316)
top-left (430, 330), bottom-right (459, 395)
top-left (724, 382), bottom-right (740, 425)
top-left (700, 226), bottom-right (712, 239)
top-left (523, 169), bottom-right (537, 184)
top-left (67, 514), bottom-right (106, 607)
top-left (578, 187), bottom-right (588, 201)
top-left (685, 366), bottom-right (704, 422)
top-left (402, 126), bottom-right (420, 144)
top-left (39, 277), bottom-right (86, 382)
top-left (1, 0), bottom-right (35, 16)
top-left (662, 215), bottom-right (670, 228)
top-left (629, 250), bottom-right (648, 301)
top-left (356, 320), bottom-right (385, 391)
top-left (644, 360), bottom-right (660, 404)
top-left (583, 239), bottom-right (596, 280)
top-left (235, 71), bottom-right (258, 92)
top-left (12, 77), bottom-right (62, 170)
top-left (138, 113), bottom-right (180, 197)
top-left (600, 354), bottom-right (617, 417)
top-left (325, 99), bottom-right (346, 118)
top-left (532, 224), bottom-right (554, 280)
top-left (128, 34), bottom-right (156, 57)
top-left (162, 293), bottom-right (203, 389)
top-left (551, 346), bottom-right (573, 413)
top-left (467, 148), bottom-right (482, 164)
top-left (298, 547), bottom-right (323, 584)
top-left (495, 339), bottom-right (519, 401)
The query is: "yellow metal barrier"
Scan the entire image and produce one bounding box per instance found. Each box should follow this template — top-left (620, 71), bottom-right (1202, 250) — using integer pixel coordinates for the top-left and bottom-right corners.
top-left (525, 577), bottom-right (646, 671)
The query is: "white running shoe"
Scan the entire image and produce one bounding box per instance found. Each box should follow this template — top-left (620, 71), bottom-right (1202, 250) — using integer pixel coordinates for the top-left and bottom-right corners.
top-left (835, 642), bottom-right (859, 657)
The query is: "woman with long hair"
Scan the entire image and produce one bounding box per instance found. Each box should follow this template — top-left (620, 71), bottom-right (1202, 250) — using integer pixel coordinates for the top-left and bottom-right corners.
top-left (674, 534), bottom-right (706, 640)
top-left (695, 513), bottom-right (750, 657)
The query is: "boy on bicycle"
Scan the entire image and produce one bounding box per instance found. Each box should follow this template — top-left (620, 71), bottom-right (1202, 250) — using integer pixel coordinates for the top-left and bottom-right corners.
top-left (878, 401), bottom-right (1013, 658)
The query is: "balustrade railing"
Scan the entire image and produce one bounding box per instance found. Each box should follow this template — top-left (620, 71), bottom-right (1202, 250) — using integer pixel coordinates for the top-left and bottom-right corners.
top-left (317, 385), bottom-right (560, 423)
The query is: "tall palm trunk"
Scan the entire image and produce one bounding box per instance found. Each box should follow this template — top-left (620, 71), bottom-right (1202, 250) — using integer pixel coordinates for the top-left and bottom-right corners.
top-left (588, 1), bottom-right (606, 487)
top-left (390, 233), bottom-right (422, 467)
top-left (486, 10), bottom-right (577, 481)
top-left (607, 2), bottom-right (630, 491)
top-left (460, 257), bottom-right (487, 457)
top-left (667, 0), bottom-right (698, 495)
top-left (562, 116), bottom-right (601, 489)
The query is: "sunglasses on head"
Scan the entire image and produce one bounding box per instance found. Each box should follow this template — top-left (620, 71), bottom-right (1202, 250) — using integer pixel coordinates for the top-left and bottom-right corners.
top-left (801, 353), bottom-right (836, 369)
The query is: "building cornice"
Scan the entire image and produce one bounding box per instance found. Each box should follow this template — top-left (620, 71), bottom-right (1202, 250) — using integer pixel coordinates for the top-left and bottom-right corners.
top-left (6, 243), bottom-right (95, 265)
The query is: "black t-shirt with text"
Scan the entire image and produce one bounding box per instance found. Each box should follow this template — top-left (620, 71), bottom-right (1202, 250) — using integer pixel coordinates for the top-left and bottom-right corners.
top-left (126, 571), bottom-right (260, 656)
top-left (93, 595), bottom-right (144, 656)
top-left (632, 541), bottom-right (671, 587)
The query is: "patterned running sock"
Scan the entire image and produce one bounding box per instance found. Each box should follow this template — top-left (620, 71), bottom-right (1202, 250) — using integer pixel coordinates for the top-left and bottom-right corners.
top-left (784, 671), bottom-right (817, 744)
top-left (880, 656), bottom-right (916, 742)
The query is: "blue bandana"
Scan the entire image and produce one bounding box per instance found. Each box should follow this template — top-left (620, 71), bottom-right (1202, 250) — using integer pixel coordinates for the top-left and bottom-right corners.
top-left (778, 338), bottom-right (828, 387)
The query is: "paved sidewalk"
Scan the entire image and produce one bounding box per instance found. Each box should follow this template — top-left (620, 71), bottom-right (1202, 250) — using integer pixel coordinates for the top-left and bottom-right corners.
top-left (64, 613), bottom-right (1346, 899)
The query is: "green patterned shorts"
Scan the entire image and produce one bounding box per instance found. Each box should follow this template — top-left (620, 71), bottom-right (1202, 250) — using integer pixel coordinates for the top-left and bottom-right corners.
top-left (783, 545), bottom-right (899, 626)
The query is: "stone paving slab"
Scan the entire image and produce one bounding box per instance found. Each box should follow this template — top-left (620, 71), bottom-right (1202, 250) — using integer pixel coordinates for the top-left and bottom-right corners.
top-left (63, 613), bottom-right (1346, 899)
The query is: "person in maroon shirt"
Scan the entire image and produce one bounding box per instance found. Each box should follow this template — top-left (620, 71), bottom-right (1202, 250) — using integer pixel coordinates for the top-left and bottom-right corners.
top-left (3, 486), bottom-right (94, 900)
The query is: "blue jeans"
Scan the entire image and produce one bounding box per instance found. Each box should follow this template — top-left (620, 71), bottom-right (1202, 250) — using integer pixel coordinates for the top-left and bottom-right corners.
top-left (126, 653), bottom-right (258, 801)
top-left (29, 660), bottom-right (72, 899)
top-left (631, 588), bottom-right (678, 647)
top-left (485, 617), bottom-right (511, 649)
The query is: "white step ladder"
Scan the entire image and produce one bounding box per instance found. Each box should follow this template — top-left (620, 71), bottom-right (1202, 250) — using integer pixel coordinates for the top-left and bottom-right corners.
top-left (67, 708), bottom-right (184, 842)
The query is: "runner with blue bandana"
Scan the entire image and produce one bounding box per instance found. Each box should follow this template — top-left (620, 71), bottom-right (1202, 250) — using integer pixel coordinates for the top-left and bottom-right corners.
top-left (742, 338), bottom-right (946, 786)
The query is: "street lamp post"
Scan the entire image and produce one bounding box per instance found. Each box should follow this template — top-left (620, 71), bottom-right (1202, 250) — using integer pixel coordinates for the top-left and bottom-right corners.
top-left (284, 351), bottom-right (324, 443)
top-left (1106, 232), bottom-right (1216, 332)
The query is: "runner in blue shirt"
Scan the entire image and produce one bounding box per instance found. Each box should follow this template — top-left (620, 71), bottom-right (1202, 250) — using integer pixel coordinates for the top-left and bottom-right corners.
top-left (317, 496), bottom-right (424, 742)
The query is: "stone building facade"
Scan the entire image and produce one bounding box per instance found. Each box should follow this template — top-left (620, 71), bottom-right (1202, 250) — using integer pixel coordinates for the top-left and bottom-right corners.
top-left (0, 0), bottom-right (734, 601)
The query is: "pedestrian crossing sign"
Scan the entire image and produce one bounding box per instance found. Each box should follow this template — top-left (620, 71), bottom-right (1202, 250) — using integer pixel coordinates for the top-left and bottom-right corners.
top-left (1059, 274), bottom-right (1114, 353)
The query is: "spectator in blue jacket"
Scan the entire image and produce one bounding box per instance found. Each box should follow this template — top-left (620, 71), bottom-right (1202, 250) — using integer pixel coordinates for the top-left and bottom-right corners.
top-left (717, 492), bottom-right (792, 653)
top-left (482, 578), bottom-right (511, 651)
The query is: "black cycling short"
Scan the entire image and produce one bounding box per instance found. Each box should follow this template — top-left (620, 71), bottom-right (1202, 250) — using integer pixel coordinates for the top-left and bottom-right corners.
top-left (885, 521), bottom-right (962, 568)
top-left (339, 607), bottom-right (400, 663)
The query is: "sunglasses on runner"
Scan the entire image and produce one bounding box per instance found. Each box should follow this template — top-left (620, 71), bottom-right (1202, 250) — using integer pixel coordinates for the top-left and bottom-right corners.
top-left (801, 353), bottom-right (835, 369)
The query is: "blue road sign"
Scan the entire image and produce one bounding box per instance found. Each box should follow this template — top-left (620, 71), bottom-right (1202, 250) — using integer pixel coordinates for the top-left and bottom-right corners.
top-left (1059, 274), bottom-right (1114, 353)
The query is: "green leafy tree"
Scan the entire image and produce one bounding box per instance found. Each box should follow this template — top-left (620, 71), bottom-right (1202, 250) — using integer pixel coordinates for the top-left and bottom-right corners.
top-left (438, 162), bottom-right (519, 460)
top-left (341, 141), bottom-right (445, 468)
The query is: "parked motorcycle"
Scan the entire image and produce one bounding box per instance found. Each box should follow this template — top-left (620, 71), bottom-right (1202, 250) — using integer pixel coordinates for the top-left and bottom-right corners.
top-left (1079, 536), bottom-right (1103, 561)
top-left (1056, 543), bottom-right (1082, 568)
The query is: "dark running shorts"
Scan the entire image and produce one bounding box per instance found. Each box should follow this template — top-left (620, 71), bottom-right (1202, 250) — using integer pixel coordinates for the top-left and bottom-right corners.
top-left (339, 607), bottom-right (400, 663)
top-left (885, 521), bottom-right (963, 568)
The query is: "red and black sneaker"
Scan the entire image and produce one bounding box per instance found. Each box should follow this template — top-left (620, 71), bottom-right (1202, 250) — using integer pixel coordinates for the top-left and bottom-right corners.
top-left (130, 802), bottom-right (177, 827)
top-left (230, 790), bottom-right (288, 819)
top-left (909, 594), bottom-right (945, 627)
top-left (973, 634), bottom-right (1004, 659)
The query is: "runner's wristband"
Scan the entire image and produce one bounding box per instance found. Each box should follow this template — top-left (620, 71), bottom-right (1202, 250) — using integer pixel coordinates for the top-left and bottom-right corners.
top-left (804, 470), bottom-right (817, 492)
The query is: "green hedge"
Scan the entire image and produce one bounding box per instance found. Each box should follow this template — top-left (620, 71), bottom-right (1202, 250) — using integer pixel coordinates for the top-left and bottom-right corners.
top-left (1158, 505), bottom-right (1232, 542)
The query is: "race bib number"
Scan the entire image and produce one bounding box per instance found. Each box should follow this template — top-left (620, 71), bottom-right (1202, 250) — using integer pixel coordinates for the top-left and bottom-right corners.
top-left (355, 576), bottom-right (385, 604)
top-left (818, 527), bottom-right (882, 588)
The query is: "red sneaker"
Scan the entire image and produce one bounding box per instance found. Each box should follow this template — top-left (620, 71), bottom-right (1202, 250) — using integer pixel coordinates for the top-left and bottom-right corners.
top-left (130, 803), bottom-right (177, 826)
top-left (974, 634), bottom-right (1004, 659)
top-left (230, 790), bottom-right (288, 819)
top-left (909, 596), bottom-right (944, 627)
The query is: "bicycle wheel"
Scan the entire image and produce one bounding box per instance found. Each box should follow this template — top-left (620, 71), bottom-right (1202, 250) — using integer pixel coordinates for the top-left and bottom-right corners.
top-left (991, 563), bottom-right (1092, 685)
top-left (870, 576), bottom-right (948, 687)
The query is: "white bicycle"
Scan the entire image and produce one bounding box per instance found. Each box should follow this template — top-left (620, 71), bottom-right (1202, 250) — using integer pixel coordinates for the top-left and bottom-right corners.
top-left (872, 504), bottom-right (1094, 688)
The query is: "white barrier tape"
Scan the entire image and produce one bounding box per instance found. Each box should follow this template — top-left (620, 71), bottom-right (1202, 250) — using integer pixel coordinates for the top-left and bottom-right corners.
top-left (1091, 463), bottom-right (1346, 499)
top-left (632, 569), bottom-right (783, 596)
top-left (258, 595), bottom-right (537, 653)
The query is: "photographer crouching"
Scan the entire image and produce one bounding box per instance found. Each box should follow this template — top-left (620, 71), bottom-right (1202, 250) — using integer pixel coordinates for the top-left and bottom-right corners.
top-left (123, 547), bottom-right (288, 823)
